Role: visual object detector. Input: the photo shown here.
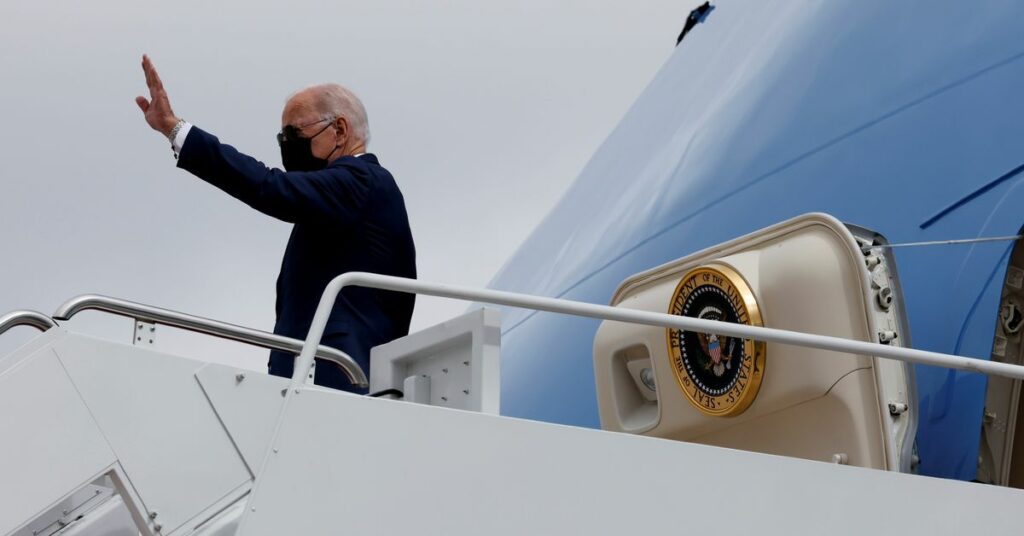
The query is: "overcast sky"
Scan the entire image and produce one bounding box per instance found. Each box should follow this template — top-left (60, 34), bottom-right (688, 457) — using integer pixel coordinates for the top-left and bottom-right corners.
top-left (0, 0), bottom-right (688, 369)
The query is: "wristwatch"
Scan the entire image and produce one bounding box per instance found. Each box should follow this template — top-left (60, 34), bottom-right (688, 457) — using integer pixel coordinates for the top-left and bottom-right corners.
top-left (168, 118), bottom-right (186, 144)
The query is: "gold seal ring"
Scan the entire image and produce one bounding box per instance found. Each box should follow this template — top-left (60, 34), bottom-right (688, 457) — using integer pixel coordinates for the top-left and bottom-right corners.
top-left (665, 264), bottom-right (765, 417)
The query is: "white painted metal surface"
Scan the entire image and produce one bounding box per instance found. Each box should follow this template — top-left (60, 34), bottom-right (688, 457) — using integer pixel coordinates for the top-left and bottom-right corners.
top-left (370, 308), bottom-right (501, 413)
top-left (191, 500), bottom-right (246, 536)
top-left (239, 385), bottom-right (1024, 534)
top-left (0, 327), bottom-right (64, 376)
top-left (195, 363), bottom-right (289, 474)
top-left (52, 335), bottom-right (252, 535)
top-left (0, 342), bottom-right (117, 535)
top-left (0, 330), bottom-right (291, 536)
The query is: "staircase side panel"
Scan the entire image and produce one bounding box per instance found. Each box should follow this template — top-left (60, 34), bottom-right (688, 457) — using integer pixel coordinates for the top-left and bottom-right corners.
top-left (0, 347), bottom-right (116, 534)
top-left (240, 389), bottom-right (1023, 535)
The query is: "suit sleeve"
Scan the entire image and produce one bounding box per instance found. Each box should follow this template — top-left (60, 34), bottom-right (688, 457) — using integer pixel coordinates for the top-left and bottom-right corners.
top-left (175, 126), bottom-right (370, 226)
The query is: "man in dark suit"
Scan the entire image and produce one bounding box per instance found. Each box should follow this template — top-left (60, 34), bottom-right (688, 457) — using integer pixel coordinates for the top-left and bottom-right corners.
top-left (135, 55), bottom-right (416, 393)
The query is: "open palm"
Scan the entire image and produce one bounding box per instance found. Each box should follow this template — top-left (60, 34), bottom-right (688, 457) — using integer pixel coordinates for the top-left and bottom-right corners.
top-left (135, 54), bottom-right (179, 137)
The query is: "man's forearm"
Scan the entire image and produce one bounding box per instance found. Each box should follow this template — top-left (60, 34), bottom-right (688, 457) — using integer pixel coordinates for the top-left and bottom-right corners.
top-left (175, 126), bottom-right (302, 222)
top-left (175, 126), bottom-right (367, 228)
top-left (176, 126), bottom-right (270, 200)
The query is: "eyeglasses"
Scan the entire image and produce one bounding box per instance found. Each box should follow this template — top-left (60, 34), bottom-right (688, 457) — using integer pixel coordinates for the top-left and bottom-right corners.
top-left (276, 117), bottom-right (334, 146)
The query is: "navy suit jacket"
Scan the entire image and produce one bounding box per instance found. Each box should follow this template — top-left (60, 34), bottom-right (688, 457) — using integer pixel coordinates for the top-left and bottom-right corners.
top-left (177, 127), bottom-right (416, 393)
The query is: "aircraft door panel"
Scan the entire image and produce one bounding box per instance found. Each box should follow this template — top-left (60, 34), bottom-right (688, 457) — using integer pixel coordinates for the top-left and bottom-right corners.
top-left (594, 213), bottom-right (916, 471)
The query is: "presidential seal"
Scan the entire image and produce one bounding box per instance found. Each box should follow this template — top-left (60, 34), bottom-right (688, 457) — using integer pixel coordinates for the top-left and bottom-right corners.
top-left (666, 264), bottom-right (765, 417)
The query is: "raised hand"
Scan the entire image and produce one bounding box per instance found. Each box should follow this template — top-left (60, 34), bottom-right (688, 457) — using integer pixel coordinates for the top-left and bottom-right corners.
top-left (135, 54), bottom-right (180, 138)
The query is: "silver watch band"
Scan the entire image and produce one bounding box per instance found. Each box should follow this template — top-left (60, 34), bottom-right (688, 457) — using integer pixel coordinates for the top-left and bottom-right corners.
top-left (168, 119), bottom-right (186, 144)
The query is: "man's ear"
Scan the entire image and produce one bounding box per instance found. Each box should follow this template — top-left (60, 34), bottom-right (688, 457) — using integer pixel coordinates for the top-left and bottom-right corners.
top-left (334, 116), bottom-right (350, 147)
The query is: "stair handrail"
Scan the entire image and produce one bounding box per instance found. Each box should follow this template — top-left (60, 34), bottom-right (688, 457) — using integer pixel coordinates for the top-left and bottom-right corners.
top-left (0, 310), bottom-right (56, 336)
top-left (53, 294), bottom-right (367, 387)
top-left (290, 272), bottom-right (1024, 390)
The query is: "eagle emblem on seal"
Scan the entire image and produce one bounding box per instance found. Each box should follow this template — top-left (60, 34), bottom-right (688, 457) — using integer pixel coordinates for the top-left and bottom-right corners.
top-left (696, 306), bottom-right (737, 377)
top-left (666, 264), bottom-right (766, 417)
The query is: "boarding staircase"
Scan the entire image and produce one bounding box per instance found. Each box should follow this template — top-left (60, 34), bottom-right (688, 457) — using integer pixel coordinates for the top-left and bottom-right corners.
top-left (3, 214), bottom-right (1024, 535)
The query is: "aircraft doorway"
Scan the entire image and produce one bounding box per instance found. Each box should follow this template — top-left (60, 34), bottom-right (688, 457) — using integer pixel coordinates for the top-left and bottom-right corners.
top-left (979, 232), bottom-right (1024, 487)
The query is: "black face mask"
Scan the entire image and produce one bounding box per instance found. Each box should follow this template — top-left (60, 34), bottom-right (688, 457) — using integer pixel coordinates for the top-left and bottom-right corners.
top-left (277, 120), bottom-right (335, 172)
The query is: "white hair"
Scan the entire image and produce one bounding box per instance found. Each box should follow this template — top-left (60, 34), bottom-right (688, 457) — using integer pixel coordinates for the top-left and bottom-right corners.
top-left (302, 83), bottom-right (371, 145)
